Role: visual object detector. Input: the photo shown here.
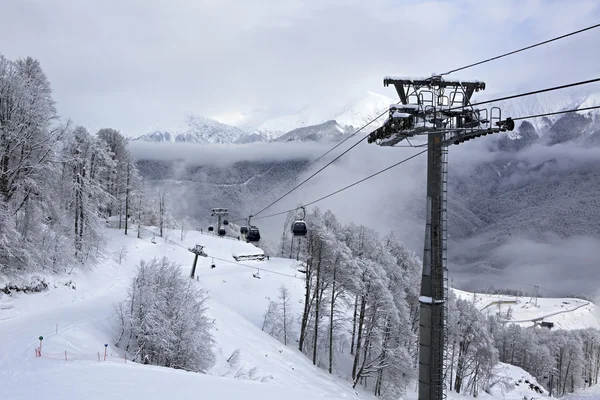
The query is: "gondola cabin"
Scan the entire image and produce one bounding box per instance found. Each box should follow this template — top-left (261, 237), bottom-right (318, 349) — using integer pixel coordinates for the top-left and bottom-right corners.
top-left (218, 227), bottom-right (226, 236)
top-left (240, 226), bottom-right (248, 235)
top-left (223, 219), bottom-right (229, 225)
top-left (291, 220), bottom-right (307, 236)
top-left (246, 226), bottom-right (260, 242)
top-left (208, 225), bottom-right (214, 232)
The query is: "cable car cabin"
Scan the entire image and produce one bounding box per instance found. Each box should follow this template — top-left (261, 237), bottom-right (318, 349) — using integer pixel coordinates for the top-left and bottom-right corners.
top-left (240, 226), bottom-right (248, 234)
top-left (208, 225), bottom-right (214, 232)
top-left (246, 226), bottom-right (260, 242)
top-left (218, 228), bottom-right (226, 236)
top-left (291, 220), bottom-right (307, 236)
top-left (223, 219), bottom-right (229, 226)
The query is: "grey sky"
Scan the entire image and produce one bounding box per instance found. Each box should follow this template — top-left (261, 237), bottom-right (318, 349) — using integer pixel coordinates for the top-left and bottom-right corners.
top-left (2, 0), bottom-right (600, 136)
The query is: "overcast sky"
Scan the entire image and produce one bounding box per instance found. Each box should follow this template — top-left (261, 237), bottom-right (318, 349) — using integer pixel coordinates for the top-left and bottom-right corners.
top-left (2, 0), bottom-right (599, 136)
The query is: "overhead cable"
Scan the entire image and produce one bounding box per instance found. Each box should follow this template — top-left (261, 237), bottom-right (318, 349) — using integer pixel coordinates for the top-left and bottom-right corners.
top-left (439, 23), bottom-right (600, 77)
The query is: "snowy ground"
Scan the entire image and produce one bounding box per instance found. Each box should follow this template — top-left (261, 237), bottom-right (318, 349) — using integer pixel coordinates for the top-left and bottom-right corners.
top-left (563, 384), bottom-right (600, 399)
top-left (0, 227), bottom-right (358, 400)
top-left (0, 226), bottom-right (572, 399)
top-left (453, 288), bottom-right (600, 330)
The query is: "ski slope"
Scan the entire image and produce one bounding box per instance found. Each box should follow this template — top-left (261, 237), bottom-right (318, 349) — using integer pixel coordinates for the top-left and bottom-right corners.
top-left (0, 227), bottom-right (359, 400)
top-left (0, 226), bottom-right (575, 400)
top-left (453, 288), bottom-right (600, 330)
top-left (563, 384), bottom-right (600, 399)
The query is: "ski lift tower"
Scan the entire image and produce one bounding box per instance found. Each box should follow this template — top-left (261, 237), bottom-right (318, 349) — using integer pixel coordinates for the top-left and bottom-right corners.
top-left (211, 208), bottom-right (228, 232)
top-left (367, 75), bottom-right (514, 400)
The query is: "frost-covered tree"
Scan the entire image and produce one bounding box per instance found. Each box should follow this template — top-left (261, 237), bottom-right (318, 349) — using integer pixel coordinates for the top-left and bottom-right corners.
top-left (63, 126), bottom-right (113, 262)
top-left (115, 257), bottom-right (215, 372)
top-left (262, 285), bottom-right (295, 345)
top-left (290, 208), bottom-right (420, 397)
top-left (0, 54), bottom-right (71, 273)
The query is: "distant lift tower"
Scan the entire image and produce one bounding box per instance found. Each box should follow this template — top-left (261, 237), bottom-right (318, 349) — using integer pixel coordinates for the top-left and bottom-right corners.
top-left (367, 76), bottom-right (514, 400)
top-left (211, 208), bottom-right (228, 235)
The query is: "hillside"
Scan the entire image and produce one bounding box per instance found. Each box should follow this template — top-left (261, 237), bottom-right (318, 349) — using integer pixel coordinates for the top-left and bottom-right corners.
top-left (134, 116), bottom-right (248, 144)
top-left (453, 288), bottom-right (600, 330)
top-left (0, 226), bottom-right (567, 400)
top-left (0, 227), bottom-right (362, 400)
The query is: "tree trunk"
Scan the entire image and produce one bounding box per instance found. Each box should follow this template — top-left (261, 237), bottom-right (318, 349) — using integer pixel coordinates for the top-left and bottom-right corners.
top-left (350, 294), bottom-right (358, 355)
top-left (312, 251), bottom-right (322, 366)
top-left (125, 163), bottom-right (130, 235)
top-left (282, 291), bottom-right (288, 345)
top-left (328, 263), bottom-right (337, 374)
top-left (299, 257), bottom-right (312, 353)
top-left (352, 294), bottom-right (366, 380)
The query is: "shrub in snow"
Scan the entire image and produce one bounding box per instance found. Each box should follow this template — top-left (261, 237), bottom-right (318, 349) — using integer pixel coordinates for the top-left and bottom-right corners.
top-left (115, 257), bottom-right (215, 372)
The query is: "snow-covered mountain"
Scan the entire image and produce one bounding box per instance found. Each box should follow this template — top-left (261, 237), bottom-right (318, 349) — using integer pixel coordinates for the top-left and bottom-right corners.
top-left (274, 120), bottom-right (352, 142)
top-left (481, 86), bottom-right (600, 138)
top-left (134, 116), bottom-right (248, 144)
top-left (255, 91), bottom-right (396, 140)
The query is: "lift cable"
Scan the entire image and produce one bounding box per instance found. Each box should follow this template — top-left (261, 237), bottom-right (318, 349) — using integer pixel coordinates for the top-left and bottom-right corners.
top-left (439, 22), bottom-right (600, 77)
top-left (512, 104), bottom-right (600, 121)
top-left (137, 226), bottom-right (303, 280)
top-left (470, 77), bottom-right (600, 109)
top-left (247, 110), bottom-right (388, 204)
top-left (248, 25), bottom-right (600, 215)
top-left (252, 149), bottom-right (427, 221)
top-left (251, 77), bottom-right (600, 218)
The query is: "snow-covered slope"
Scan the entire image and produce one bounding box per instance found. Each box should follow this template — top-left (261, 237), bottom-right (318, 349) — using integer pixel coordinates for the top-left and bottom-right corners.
top-left (453, 288), bottom-right (600, 330)
top-left (256, 91), bottom-right (395, 140)
top-left (0, 227), bottom-right (361, 400)
top-left (134, 115), bottom-right (249, 144)
top-left (0, 226), bottom-right (585, 400)
top-left (564, 384), bottom-right (600, 399)
top-left (333, 91), bottom-right (394, 130)
top-left (256, 106), bottom-right (331, 140)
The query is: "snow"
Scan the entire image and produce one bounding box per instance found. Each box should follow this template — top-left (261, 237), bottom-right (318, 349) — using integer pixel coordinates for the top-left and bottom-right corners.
top-left (256, 91), bottom-right (396, 138)
top-left (401, 362), bottom-right (548, 400)
top-left (419, 296), bottom-right (444, 304)
top-left (453, 288), bottom-right (600, 330)
top-left (577, 92), bottom-right (600, 115)
top-left (1, 226), bottom-right (595, 400)
top-left (0, 227), bottom-right (361, 400)
top-left (134, 116), bottom-right (249, 145)
top-left (563, 384), bottom-right (600, 399)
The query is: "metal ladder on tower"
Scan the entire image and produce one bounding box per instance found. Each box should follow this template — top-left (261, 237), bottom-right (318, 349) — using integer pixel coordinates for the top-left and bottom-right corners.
top-left (441, 145), bottom-right (449, 399)
top-left (429, 139), bottom-right (448, 400)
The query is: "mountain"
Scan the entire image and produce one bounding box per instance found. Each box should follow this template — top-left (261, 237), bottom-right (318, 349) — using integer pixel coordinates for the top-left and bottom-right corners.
top-left (333, 91), bottom-right (394, 130)
top-left (255, 91), bottom-right (396, 140)
top-left (274, 120), bottom-right (353, 142)
top-left (134, 116), bottom-right (248, 144)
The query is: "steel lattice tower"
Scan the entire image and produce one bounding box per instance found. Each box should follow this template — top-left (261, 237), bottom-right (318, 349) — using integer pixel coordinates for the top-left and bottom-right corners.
top-left (367, 76), bottom-right (514, 400)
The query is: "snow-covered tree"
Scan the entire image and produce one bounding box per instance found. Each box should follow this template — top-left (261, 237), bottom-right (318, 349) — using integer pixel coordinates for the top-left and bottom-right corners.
top-left (115, 257), bottom-right (215, 372)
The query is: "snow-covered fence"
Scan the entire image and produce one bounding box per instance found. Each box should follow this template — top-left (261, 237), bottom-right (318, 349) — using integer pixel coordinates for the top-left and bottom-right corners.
top-left (35, 347), bottom-right (127, 363)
